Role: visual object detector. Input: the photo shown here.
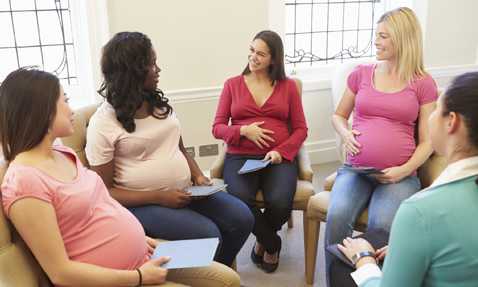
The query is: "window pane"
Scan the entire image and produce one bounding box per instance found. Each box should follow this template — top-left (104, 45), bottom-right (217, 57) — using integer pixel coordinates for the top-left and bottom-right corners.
top-left (60, 0), bottom-right (69, 9)
top-left (0, 48), bottom-right (18, 80)
top-left (38, 11), bottom-right (62, 44)
top-left (343, 3), bottom-right (359, 31)
top-left (285, 5), bottom-right (296, 34)
top-left (311, 32), bottom-right (327, 59)
top-left (66, 44), bottom-right (76, 78)
top-left (295, 4), bottom-right (312, 33)
top-left (12, 12), bottom-right (39, 46)
top-left (312, 4), bottom-right (327, 32)
top-left (328, 3), bottom-right (344, 31)
top-left (0, 0), bottom-right (9, 11)
top-left (18, 47), bottom-right (42, 67)
top-left (327, 31), bottom-right (342, 58)
top-left (61, 10), bottom-right (73, 43)
top-left (35, 0), bottom-right (57, 10)
top-left (10, 0), bottom-right (35, 11)
top-left (0, 13), bottom-right (14, 47)
top-left (42, 45), bottom-right (64, 72)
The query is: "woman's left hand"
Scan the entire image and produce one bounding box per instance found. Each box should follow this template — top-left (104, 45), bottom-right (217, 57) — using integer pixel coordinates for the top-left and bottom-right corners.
top-left (338, 237), bottom-right (376, 267)
top-left (193, 175), bottom-right (212, 186)
top-left (146, 236), bottom-right (159, 256)
top-left (264, 151), bottom-right (282, 164)
top-left (374, 165), bottom-right (411, 184)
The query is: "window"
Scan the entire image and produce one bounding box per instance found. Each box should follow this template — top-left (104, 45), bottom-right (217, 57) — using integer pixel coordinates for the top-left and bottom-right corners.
top-left (284, 0), bottom-right (388, 68)
top-left (0, 0), bottom-right (99, 107)
top-left (0, 0), bottom-right (76, 82)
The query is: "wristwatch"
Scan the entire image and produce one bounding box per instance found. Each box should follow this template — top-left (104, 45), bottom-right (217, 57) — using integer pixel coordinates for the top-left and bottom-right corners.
top-left (351, 251), bottom-right (376, 267)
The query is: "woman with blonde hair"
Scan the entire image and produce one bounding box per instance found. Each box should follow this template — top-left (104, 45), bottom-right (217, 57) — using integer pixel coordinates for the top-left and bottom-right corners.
top-left (339, 71), bottom-right (478, 286)
top-left (325, 7), bottom-right (438, 286)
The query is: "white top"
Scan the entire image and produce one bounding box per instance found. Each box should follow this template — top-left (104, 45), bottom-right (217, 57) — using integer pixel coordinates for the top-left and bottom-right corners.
top-left (86, 102), bottom-right (191, 191)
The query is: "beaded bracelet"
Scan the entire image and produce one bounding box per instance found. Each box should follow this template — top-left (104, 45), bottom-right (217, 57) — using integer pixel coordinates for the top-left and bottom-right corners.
top-left (135, 268), bottom-right (143, 287)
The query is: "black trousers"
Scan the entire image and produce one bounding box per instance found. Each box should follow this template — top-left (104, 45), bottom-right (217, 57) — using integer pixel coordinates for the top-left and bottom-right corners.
top-left (223, 153), bottom-right (297, 253)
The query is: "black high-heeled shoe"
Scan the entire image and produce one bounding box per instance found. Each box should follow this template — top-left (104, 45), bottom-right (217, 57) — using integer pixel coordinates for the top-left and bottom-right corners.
top-left (250, 243), bottom-right (263, 266)
top-left (261, 240), bottom-right (281, 273)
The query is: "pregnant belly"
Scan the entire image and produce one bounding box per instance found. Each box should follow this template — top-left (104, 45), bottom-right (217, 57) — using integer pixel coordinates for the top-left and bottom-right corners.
top-left (348, 121), bottom-right (416, 169)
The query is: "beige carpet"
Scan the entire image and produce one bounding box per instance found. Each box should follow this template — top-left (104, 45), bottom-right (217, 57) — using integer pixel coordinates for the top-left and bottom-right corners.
top-left (236, 161), bottom-right (341, 287)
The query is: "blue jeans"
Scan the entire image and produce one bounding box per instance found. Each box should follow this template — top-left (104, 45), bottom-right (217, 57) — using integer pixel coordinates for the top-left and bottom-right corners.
top-left (223, 153), bottom-right (297, 253)
top-left (128, 191), bottom-right (254, 267)
top-left (324, 165), bottom-right (421, 287)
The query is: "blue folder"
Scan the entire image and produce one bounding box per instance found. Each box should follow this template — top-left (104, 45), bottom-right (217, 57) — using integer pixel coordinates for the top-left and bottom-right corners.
top-left (238, 159), bottom-right (271, 174)
top-left (151, 238), bottom-right (219, 269)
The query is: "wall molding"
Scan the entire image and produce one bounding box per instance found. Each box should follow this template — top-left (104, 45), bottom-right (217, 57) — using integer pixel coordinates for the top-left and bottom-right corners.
top-left (168, 63), bottom-right (478, 104)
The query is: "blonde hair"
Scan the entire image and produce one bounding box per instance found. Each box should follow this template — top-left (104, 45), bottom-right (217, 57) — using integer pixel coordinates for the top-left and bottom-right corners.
top-left (378, 7), bottom-right (426, 83)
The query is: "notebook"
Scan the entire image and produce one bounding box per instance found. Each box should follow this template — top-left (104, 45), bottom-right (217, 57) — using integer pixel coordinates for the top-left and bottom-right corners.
top-left (151, 238), bottom-right (219, 269)
top-left (238, 159), bottom-right (271, 174)
top-left (347, 166), bottom-right (384, 175)
top-left (186, 184), bottom-right (227, 197)
top-left (326, 229), bottom-right (389, 268)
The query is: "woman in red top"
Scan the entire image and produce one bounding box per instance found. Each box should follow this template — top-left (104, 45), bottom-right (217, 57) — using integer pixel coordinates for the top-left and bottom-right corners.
top-left (212, 30), bottom-right (308, 273)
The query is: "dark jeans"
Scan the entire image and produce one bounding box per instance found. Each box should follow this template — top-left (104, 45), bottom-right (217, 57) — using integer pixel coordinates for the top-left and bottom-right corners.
top-left (129, 191), bottom-right (254, 266)
top-left (223, 153), bottom-right (297, 253)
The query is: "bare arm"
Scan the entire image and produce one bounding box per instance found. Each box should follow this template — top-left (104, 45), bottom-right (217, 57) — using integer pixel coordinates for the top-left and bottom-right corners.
top-left (332, 87), bottom-right (361, 155)
top-left (9, 198), bottom-right (168, 286)
top-left (376, 102), bottom-right (436, 183)
top-left (90, 160), bottom-right (190, 208)
top-left (178, 136), bottom-right (210, 186)
top-left (401, 102), bottom-right (436, 172)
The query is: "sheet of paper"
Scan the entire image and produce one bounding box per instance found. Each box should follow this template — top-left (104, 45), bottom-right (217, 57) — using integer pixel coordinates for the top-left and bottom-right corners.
top-left (151, 238), bottom-right (219, 269)
top-left (186, 184), bottom-right (227, 197)
top-left (238, 159), bottom-right (271, 174)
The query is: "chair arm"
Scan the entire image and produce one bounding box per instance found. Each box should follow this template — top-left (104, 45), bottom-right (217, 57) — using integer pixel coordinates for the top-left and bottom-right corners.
top-left (297, 146), bottom-right (314, 183)
top-left (323, 172), bottom-right (337, 192)
top-left (210, 147), bottom-right (226, 179)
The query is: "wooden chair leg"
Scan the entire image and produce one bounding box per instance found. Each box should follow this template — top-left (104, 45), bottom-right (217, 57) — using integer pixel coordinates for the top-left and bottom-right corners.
top-left (231, 259), bottom-right (237, 271)
top-left (288, 213), bottom-right (294, 228)
top-left (305, 216), bottom-right (320, 285)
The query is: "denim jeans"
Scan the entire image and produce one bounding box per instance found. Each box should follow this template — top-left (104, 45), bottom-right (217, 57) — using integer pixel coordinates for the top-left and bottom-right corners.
top-left (324, 164), bottom-right (421, 287)
top-left (223, 153), bottom-right (297, 253)
top-left (128, 191), bottom-right (254, 267)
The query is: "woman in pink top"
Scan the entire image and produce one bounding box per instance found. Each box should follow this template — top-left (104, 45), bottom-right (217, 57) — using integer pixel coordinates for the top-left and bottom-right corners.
top-left (0, 69), bottom-right (239, 287)
top-left (212, 30), bottom-right (308, 273)
top-left (324, 7), bottom-right (438, 287)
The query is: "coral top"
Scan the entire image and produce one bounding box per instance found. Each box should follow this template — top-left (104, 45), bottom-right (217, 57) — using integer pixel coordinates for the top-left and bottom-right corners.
top-left (1, 146), bottom-right (149, 273)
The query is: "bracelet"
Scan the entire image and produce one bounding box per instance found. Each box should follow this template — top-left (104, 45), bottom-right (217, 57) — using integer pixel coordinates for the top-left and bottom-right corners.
top-left (351, 251), bottom-right (376, 267)
top-left (135, 268), bottom-right (142, 287)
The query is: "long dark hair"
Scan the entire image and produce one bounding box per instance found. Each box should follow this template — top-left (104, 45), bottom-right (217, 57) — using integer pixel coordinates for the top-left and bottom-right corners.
top-left (242, 30), bottom-right (286, 85)
top-left (0, 68), bottom-right (60, 161)
top-left (98, 31), bottom-right (172, 133)
top-left (442, 71), bottom-right (478, 185)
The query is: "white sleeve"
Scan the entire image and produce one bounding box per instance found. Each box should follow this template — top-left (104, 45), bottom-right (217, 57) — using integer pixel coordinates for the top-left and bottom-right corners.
top-left (85, 111), bottom-right (120, 166)
top-left (351, 263), bottom-right (382, 286)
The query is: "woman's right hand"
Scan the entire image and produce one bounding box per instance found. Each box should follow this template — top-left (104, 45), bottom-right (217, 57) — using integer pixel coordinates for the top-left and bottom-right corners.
top-left (139, 256), bottom-right (170, 285)
top-left (156, 189), bottom-right (191, 208)
top-left (240, 121), bottom-right (275, 149)
top-left (342, 129), bottom-right (361, 156)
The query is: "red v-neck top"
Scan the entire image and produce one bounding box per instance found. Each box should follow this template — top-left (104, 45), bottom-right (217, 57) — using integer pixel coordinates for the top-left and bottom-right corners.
top-left (212, 75), bottom-right (308, 161)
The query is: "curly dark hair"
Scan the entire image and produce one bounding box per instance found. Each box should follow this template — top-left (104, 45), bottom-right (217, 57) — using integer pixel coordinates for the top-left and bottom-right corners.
top-left (98, 31), bottom-right (172, 133)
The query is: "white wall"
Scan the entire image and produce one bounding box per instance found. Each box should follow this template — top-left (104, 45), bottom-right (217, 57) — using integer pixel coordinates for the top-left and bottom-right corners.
top-left (423, 0), bottom-right (478, 67)
top-left (107, 0), bottom-right (268, 91)
top-left (105, 0), bottom-right (478, 169)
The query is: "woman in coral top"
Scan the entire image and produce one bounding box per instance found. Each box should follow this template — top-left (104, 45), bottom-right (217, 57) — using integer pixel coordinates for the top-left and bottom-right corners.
top-left (0, 68), bottom-right (239, 287)
top-left (212, 30), bottom-right (308, 273)
top-left (324, 7), bottom-right (438, 287)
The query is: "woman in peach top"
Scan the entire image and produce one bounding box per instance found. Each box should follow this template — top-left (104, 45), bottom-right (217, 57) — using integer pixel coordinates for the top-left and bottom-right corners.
top-left (86, 32), bottom-right (253, 267)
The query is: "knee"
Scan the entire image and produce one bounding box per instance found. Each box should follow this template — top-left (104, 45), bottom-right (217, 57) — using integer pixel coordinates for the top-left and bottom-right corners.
top-left (226, 201), bottom-right (254, 235)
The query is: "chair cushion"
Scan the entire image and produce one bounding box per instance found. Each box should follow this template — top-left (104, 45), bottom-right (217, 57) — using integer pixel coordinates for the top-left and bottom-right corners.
top-left (211, 178), bottom-right (314, 211)
top-left (307, 192), bottom-right (368, 230)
